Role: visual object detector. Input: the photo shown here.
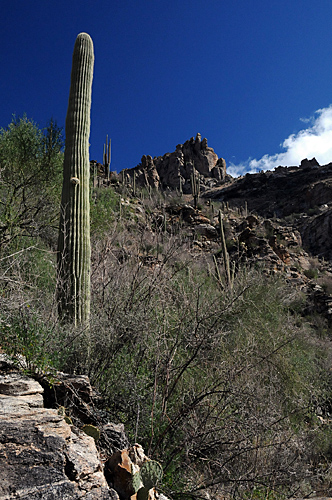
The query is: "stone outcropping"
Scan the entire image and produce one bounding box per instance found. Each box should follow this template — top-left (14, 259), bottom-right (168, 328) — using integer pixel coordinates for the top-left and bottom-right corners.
top-left (123, 133), bottom-right (227, 191)
top-left (0, 358), bottom-right (117, 499)
top-left (0, 358), bottom-right (170, 500)
top-left (204, 160), bottom-right (332, 259)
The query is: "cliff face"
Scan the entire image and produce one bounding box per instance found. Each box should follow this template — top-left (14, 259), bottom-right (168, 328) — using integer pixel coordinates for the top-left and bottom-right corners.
top-left (123, 133), bottom-right (227, 191)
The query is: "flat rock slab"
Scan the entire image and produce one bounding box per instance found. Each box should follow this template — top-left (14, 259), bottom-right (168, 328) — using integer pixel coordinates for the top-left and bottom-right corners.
top-left (0, 372), bottom-right (44, 397)
top-left (0, 372), bottom-right (44, 413)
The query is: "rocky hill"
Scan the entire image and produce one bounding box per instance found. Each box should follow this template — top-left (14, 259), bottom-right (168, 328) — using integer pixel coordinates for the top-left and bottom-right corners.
top-left (204, 157), bottom-right (332, 260)
top-left (105, 133), bottom-right (227, 192)
top-left (102, 138), bottom-right (332, 327)
top-left (111, 137), bottom-right (332, 261)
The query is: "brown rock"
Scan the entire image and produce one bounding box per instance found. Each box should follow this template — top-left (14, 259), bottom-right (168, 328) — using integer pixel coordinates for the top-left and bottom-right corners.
top-left (246, 215), bottom-right (259, 228)
top-left (105, 445), bottom-right (148, 499)
top-left (194, 224), bottom-right (218, 239)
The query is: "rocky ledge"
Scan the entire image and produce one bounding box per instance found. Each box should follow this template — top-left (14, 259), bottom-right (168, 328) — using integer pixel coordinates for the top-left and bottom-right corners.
top-left (0, 356), bottom-right (117, 499)
top-left (0, 356), bottom-right (168, 500)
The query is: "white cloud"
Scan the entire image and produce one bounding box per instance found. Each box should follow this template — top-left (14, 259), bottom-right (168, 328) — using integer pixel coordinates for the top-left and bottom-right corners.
top-left (228, 105), bottom-right (332, 177)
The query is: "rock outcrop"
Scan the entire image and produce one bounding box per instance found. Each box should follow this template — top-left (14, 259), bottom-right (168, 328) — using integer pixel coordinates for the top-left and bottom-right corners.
top-left (0, 358), bottom-right (170, 500)
top-left (122, 133), bottom-right (227, 191)
top-left (204, 160), bottom-right (332, 259)
top-left (0, 358), bottom-right (117, 499)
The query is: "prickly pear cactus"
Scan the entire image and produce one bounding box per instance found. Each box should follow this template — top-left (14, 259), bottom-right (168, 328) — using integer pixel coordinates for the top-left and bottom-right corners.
top-left (57, 33), bottom-right (94, 326)
top-left (140, 460), bottom-right (163, 490)
top-left (132, 471), bottom-right (142, 493)
top-left (82, 424), bottom-right (100, 441)
top-left (130, 460), bottom-right (163, 499)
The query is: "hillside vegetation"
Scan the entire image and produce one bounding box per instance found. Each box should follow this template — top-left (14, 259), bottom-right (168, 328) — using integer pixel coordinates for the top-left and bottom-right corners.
top-left (1, 117), bottom-right (332, 499)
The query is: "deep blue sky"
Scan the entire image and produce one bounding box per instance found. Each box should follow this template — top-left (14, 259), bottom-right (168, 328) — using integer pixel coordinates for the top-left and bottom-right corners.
top-left (2, 1), bottom-right (332, 174)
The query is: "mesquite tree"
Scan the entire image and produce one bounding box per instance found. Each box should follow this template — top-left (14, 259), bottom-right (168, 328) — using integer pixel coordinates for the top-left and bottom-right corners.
top-left (57, 33), bottom-right (94, 326)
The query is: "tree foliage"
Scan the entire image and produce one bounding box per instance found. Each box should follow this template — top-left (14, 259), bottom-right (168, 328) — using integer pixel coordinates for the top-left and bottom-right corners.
top-left (0, 115), bottom-right (63, 250)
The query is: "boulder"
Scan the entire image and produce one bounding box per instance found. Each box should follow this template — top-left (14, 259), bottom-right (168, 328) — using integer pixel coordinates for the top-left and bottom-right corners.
top-left (194, 223), bottom-right (218, 239)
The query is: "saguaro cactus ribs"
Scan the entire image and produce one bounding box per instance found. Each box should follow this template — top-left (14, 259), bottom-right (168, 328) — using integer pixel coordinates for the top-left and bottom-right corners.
top-left (57, 33), bottom-right (94, 326)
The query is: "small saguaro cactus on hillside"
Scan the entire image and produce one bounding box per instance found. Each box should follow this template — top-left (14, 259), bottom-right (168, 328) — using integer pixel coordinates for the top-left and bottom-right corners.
top-left (190, 161), bottom-right (200, 209)
top-left (103, 134), bottom-right (111, 181)
top-left (57, 33), bottom-right (94, 326)
top-left (218, 209), bottom-right (233, 289)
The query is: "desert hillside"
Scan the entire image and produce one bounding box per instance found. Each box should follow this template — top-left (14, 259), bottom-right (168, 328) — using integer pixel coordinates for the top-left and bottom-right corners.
top-left (2, 124), bottom-right (332, 499)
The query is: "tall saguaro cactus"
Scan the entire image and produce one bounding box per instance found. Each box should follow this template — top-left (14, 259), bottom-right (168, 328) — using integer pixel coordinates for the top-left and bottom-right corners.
top-left (57, 33), bottom-right (94, 326)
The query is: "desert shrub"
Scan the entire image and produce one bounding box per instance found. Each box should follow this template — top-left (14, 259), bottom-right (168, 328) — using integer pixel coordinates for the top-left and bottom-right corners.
top-left (90, 186), bottom-right (141, 237)
top-left (91, 187), bottom-right (121, 235)
top-left (58, 224), bottom-right (330, 499)
top-left (0, 237), bottom-right (66, 375)
top-left (317, 274), bottom-right (332, 295)
top-left (0, 305), bottom-right (65, 375)
top-left (0, 237), bottom-right (58, 310)
top-left (304, 268), bottom-right (319, 279)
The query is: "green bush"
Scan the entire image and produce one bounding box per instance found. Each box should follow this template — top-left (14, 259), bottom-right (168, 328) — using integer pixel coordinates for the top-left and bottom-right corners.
top-left (90, 187), bottom-right (132, 236)
top-left (0, 115), bottom-right (63, 251)
top-left (0, 307), bottom-right (64, 375)
top-left (304, 268), bottom-right (319, 279)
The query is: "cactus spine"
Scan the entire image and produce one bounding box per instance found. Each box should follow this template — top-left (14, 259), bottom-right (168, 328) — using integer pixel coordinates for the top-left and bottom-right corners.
top-left (57, 33), bottom-right (94, 326)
